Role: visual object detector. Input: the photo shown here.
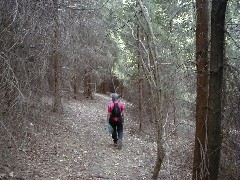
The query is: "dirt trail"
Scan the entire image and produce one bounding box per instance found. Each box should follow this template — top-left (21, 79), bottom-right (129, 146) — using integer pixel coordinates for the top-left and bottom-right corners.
top-left (16, 94), bottom-right (156, 179)
top-left (62, 94), bottom-right (156, 179)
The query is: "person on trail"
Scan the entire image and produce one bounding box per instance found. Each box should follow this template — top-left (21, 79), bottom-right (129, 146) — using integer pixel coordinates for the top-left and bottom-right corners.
top-left (107, 93), bottom-right (124, 149)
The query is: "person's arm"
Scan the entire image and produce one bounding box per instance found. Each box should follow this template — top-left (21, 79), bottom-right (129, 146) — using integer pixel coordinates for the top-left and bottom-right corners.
top-left (107, 103), bottom-right (111, 122)
top-left (107, 112), bottom-right (111, 122)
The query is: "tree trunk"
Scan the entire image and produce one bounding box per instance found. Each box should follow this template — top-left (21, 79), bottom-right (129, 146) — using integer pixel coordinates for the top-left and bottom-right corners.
top-left (84, 67), bottom-right (93, 99)
top-left (192, 0), bottom-right (209, 179)
top-left (238, 95), bottom-right (240, 179)
top-left (137, 25), bottom-right (143, 131)
top-left (53, 53), bottom-right (63, 112)
top-left (207, 1), bottom-right (227, 179)
top-left (172, 87), bottom-right (177, 137)
top-left (138, 63), bottom-right (143, 131)
top-left (73, 71), bottom-right (80, 100)
top-left (137, 1), bottom-right (165, 178)
top-left (152, 89), bottom-right (164, 180)
top-left (52, 0), bottom-right (63, 112)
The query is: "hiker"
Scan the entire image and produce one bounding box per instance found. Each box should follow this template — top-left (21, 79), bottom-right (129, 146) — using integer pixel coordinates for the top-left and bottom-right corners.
top-left (107, 93), bottom-right (125, 149)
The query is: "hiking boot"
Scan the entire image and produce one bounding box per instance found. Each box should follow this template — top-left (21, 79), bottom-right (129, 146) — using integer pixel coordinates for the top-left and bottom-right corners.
top-left (117, 139), bottom-right (122, 149)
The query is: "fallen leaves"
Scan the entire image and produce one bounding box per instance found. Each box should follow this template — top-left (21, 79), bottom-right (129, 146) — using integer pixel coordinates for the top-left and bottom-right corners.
top-left (3, 94), bottom-right (193, 179)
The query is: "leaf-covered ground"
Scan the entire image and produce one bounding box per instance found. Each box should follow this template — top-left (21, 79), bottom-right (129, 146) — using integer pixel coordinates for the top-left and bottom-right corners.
top-left (12, 94), bottom-right (157, 179)
top-left (1, 93), bottom-right (193, 179)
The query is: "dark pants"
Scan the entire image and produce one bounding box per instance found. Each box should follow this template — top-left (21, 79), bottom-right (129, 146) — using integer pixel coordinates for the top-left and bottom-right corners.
top-left (109, 119), bottom-right (123, 144)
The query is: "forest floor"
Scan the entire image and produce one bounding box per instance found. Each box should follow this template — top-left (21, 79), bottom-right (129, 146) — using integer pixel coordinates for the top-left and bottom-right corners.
top-left (1, 93), bottom-right (193, 180)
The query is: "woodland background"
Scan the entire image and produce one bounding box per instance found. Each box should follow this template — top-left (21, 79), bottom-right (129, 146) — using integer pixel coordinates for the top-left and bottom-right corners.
top-left (0, 0), bottom-right (239, 179)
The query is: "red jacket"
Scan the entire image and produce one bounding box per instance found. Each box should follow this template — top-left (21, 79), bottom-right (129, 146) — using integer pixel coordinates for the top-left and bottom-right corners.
top-left (108, 100), bottom-right (124, 121)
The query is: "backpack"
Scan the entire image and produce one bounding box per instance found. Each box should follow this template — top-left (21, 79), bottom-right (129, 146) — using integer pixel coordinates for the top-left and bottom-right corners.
top-left (111, 103), bottom-right (121, 119)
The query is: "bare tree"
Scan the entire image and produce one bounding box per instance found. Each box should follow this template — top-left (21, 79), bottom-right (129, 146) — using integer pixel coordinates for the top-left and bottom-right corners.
top-left (136, 0), bottom-right (165, 179)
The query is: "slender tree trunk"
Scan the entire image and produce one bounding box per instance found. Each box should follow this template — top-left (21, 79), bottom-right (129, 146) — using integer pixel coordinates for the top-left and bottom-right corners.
top-left (172, 87), bottom-right (177, 136)
top-left (238, 94), bottom-right (240, 179)
top-left (137, 25), bottom-right (143, 131)
top-left (152, 88), bottom-right (164, 180)
top-left (192, 0), bottom-right (209, 179)
top-left (53, 52), bottom-right (63, 112)
top-left (138, 63), bottom-right (143, 131)
top-left (52, 0), bottom-right (63, 112)
top-left (137, 1), bottom-right (165, 178)
top-left (149, 83), bottom-right (155, 124)
top-left (73, 75), bottom-right (77, 99)
top-left (84, 67), bottom-right (93, 99)
top-left (207, 1), bottom-right (228, 179)
top-left (73, 71), bottom-right (80, 100)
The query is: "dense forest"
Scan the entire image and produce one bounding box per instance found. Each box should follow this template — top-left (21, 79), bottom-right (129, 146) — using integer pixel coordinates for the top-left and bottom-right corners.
top-left (0, 0), bottom-right (239, 179)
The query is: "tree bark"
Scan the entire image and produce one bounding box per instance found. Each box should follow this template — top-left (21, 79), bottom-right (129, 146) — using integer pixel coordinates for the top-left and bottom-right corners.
top-left (207, 0), bottom-right (228, 179)
top-left (192, 0), bottom-right (209, 179)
